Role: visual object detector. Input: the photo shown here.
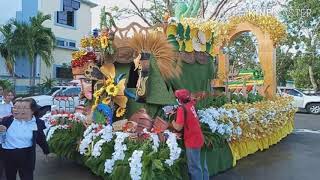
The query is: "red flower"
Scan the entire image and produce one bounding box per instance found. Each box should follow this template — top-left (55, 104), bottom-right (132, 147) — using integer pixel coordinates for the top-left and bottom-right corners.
top-left (152, 127), bottom-right (162, 134)
top-left (50, 120), bottom-right (57, 126)
top-left (122, 124), bottom-right (129, 131)
top-left (141, 133), bottom-right (150, 139)
top-left (69, 114), bottom-right (75, 119)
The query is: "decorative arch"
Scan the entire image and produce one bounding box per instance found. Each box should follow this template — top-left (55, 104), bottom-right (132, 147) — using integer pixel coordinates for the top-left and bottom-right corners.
top-left (215, 21), bottom-right (277, 99)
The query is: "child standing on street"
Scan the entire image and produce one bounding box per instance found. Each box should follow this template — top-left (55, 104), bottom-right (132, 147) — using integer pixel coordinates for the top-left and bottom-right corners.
top-left (171, 89), bottom-right (209, 180)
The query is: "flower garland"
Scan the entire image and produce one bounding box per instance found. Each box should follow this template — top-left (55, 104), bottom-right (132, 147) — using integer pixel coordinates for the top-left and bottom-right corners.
top-left (92, 125), bottom-right (113, 157)
top-left (79, 124), bottom-right (99, 155)
top-left (198, 107), bottom-right (241, 140)
top-left (92, 139), bottom-right (107, 157)
top-left (199, 97), bottom-right (296, 141)
top-left (46, 125), bottom-right (69, 141)
top-left (104, 132), bottom-right (129, 174)
top-left (79, 131), bottom-right (94, 155)
top-left (74, 112), bottom-right (87, 122)
top-left (128, 150), bottom-right (143, 180)
top-left (143, 129), bottom-right (160, 152)
top-left (164, 130), bottom-right (182, 166)
top-left (83, 124), bottom-right (96, 137)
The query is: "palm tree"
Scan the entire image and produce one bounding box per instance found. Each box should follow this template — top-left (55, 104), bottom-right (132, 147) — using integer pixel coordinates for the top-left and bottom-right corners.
top-left (41, 76), bottom-right (57, 92)
top-left (0, 13), bottom-right (55, 94)
top-left (27, 12), bottom-right (55, 92)
top-left (0, 22), bottom-right (16, 87)
top-left (11, 12), bottom-right (55, 93)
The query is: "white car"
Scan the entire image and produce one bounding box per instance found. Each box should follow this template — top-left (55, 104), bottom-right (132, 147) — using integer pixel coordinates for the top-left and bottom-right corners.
top-left (29, 86), bottom-right (82, 113)
top-left (278, 87), bottom-right (320, 114)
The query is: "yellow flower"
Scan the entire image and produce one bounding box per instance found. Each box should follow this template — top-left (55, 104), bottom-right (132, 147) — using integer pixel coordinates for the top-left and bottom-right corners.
top-left (90, 37), bottom-right (100, 49)
top-left (105, 78), bottom-right (114, 87)
top-left (106, 84), bottom-right (119, 97)
top-left (100, 35), bottom-right (109, 49)
top-left (80, 37), bottom-right (90, 48)
top-left (93, 88), bottom-right (104, 98)
top-left (72, 50), bottom-right (87, 60)
top-left (113, 79), bottom-right (128, 108)
top-left (116, 107), bottom-right (126, 117)
top-left (102, 97), bottom-right (111, 105)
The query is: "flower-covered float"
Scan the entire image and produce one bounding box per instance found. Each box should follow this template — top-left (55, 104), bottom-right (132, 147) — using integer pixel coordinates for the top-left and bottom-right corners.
top-left (42, 8), bottom-right (295, 180)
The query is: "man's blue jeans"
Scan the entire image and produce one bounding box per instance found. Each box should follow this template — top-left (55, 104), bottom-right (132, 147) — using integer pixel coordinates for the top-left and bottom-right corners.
top-left (186, 148), bottom-right (209, 180)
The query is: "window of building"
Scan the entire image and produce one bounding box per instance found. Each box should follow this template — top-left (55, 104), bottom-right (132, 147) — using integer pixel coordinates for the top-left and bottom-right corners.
top-left (56, 11), bottom-right (74, 27)
top-left (56, 38), bottom-right (77, 49)
top-left (56, 66), bottom-right (72, 79)
top-left (55, 0), bottom-right (80, 28)
top-left (63, 0), bottom-right (80, 11)
top-left (68, 41), bottom-right (76, 48)
top-left (56, 39), bottom-right (65, 47)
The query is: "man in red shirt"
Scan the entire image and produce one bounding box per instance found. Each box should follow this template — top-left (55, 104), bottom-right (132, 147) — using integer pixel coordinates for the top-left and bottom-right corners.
top-left (172, 89), bottom-right (209, 180)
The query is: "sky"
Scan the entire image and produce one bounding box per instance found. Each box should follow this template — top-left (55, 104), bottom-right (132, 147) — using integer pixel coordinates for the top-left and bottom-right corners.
top-left (0, 0), bottom-right (141, 27)
top-left (0, 0), bottom-right (21, 25)
top-left (91, 0), bottom-right (144, 28)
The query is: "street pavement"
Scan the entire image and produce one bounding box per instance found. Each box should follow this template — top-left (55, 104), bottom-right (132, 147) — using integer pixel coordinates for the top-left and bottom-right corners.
top-left (33, 113), bottom-right (320, 180)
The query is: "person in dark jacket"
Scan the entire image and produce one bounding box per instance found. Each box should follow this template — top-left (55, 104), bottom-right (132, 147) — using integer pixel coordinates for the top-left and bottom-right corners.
top-left (0, 98), bottom-right (49, 180)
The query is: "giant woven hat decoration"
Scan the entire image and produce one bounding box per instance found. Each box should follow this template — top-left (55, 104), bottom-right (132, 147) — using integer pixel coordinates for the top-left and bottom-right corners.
top-left (127, 32), bottom-right (182, 80)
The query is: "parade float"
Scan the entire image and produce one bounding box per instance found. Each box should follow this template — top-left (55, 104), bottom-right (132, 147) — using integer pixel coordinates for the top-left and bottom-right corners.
top-left (42, 5), bottom-right (296, 180)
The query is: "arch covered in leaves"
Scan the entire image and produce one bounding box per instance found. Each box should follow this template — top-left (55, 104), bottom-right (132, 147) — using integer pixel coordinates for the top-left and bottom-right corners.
top-left (214, 15), bottom-right (286, 98)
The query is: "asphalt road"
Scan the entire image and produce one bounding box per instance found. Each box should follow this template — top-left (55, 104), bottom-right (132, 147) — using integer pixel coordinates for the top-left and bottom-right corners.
top-left (33, 113), bottom-right (319, 180)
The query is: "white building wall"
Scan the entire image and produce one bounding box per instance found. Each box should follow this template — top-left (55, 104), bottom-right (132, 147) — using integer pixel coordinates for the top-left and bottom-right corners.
top-left (39, 0), bottom-right (93, 48)
top-left (0, 56), bottom-right (10, 76)
top-left (38, 0), bottom-right (94, 81)
top-left (1, 0), bottom-right (96, 93)
top-left (40, 48), bottom-right (73, 79)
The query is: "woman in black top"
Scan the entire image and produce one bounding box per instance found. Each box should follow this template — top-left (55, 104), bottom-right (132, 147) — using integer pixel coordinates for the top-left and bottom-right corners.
top-left (0, 98), bottom-right (49, 180)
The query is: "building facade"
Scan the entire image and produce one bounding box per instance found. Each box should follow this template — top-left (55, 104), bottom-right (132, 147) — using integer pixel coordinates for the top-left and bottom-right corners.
top-left (0, 0), bottom-right (97, 93)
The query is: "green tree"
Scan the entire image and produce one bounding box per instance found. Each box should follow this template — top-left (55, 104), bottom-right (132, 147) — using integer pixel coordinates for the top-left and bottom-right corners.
top-left (0, 79), bottom-right (13, 91)
top-left (27, 12), bottom-right (55, 91)
top-left (1, 12), bottom-right (55, 94)
top-left (0, 23), bottom-right (15, 75)
top-left (108, 0), bottom-right (285, 26)
top-left (276, 47), bottom-right (294, 86)
top-left (108, 0), bottom-right (242, 26)
top-left (290, 57), bottom-right (320, 89)
top-left (40, 76), bottom-right (57, 92)
top-left (0, 22), bottom-right (16, 86)
top-left (280, 0), bottom-right (320, 90)
top-left (227, 32), bottom-right (261, 75)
